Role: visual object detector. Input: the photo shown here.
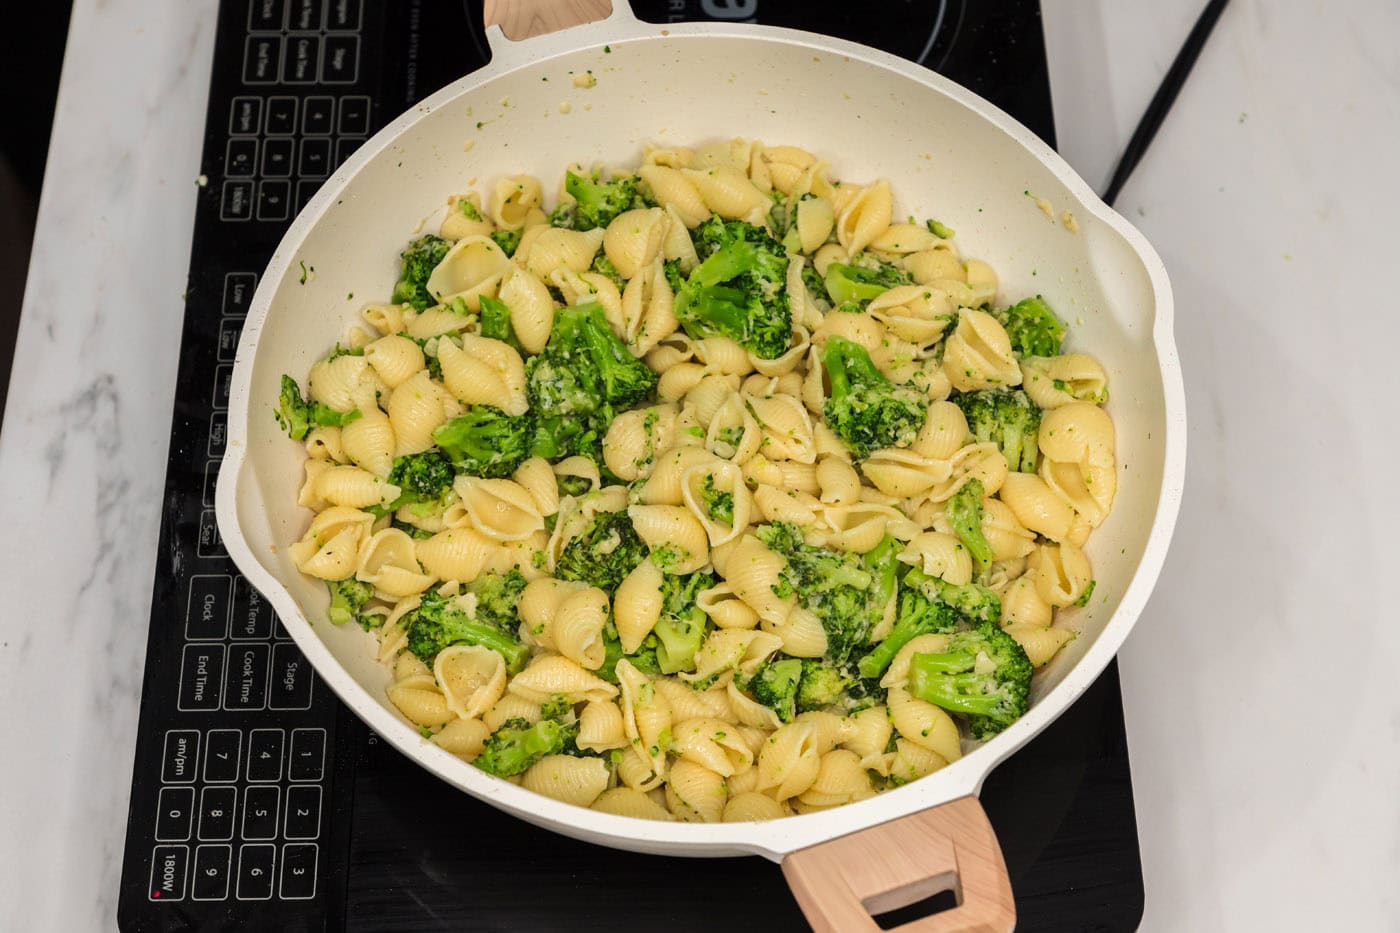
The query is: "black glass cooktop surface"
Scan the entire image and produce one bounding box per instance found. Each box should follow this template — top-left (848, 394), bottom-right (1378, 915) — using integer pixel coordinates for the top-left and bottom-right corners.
top-left (117, 2), bottom-right (1143, 930)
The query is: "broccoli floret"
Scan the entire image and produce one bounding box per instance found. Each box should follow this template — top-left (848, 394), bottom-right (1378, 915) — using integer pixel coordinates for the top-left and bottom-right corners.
top-left (386, 451), bottom-right (454, 505)
top-left (466, 569), bottom-right (527, 631)
top-left (800, 262), bottom-right (831, 308)
top-left (275, 374), bottom-right (362, 439)
top-left (946, 479), bottom-right (994, 576)
top-left (554, 509), bottom-right (648, 591)
top-left (326, 579), bottom-right (375, 626)
top-left (697, 474), bottom-right (734, 525)
top-left (797, 660), bottom-right (853, 712)
top-left (749, 657), bottom-right (802, 723)
top-left (991, 295), bottom-right (1066, 358)
top-left (903, 567), bottom-right (1002, 627)
top-left (597, 621), bottom-right (663, 683)
top-left (821, 336), bottom-right (926, 458)
top-left (952, 389), bottom-right (1042, 473)
top-left (526, 301), bottom-right (658, 458)
top-left (908, 622), bottom-right (1033, 738)
top-left (391, 234), bottom-right (452, 310)
top-left (756, 523), bottom-right (880, 665)
top-left (457, 198), bottom-right (483, 221)
top-left (824, 258), bottom-right (910, 306)
top-left (590, 253), bottom-right (625, 290)
top-left (477, 295), bottom-right (523, 352)
top-left (856, 586), bottom-right (960, 679)
top-left (673, 216), bottom-right (792, 360)
top-left (864, 535), bottom-right (902, 618)
top-left (490, 228), bottom-right (522, 257)
top-left (432, 406), bottom-right (533, 478)
top-left (404, 589), bottom-right (529, 671)
top-left (652, 571), bottom-right (715, 674)
top-left (926, 219), bottom-right (955, 239)
top-left (563, 169), bottom-right (639, 230)
top-left (547, 201), bottom-right (576, 228)
top-left (473, 717), bottom-right (569, 776)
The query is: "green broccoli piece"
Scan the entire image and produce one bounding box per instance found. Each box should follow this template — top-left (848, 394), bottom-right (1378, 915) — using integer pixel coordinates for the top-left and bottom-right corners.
top-left (952, 389), bottom-right (1042, 473)
top-left (1072, 580), bottom-right (1096, 607)
top-left (526, 301), bottom-right (658, 458)
top-left (473, 718), bottom-right (568, 776)
top-left (756, 522), bottom-right (879, 665)
top-left (991, 295), bottom-right (1066, 358)
top-left (432, 406), bottom-right (533, 478)
top-left (466, 569), bottom-right (527, 631)
top-left (749, 657), bottom-right (802, 723)
top-left (403, 589), bottom-right (529, 671)
top-left (903, 567), bottom-right (1002, 627)
top-left (652, 572), bottom-right (715, 674)
top-left (821, 336), bottom-right (926, 458)
top-left (673, 216), bottom-right (792, 360)
top-left (864, 535), bottom-right (902, 620)
top-left (490, 229), bottom-right (522, 257)
top-left (390, 518), bottom-right (435, 541)
top-left (547, 201), bottom-right (576, 228)
top-left (697, 473), bottom-right (734, 525)
top-left (823, 257), bottom-right (910, 306)
top-left (908, 623), bottom-right (1033, 738)
top-left (926, 219), bottom-right (955, 239)
top-left (326, 343), bottom-right (363, 361)
top-left (800, 262), bottom-right (831, 308)
top-left (564, 169), bottom-right (639, 230)
top-left (856, 586), bottom-right (960, 680)
top-left (386, 451), bottom-right (454, 505)
top-left (275, 374), bottom-right (362, 439)
top-left (477, 295), bottom-right (522, 352)
top-left (797, 660), bottom-right (853, 712)
top-left (457, 198), bottom-right (483, 221)
top-left (590, 253), bottom-right (626, 290)
top-left (391, 234), bottom-right (452, 310)
top-left (326, 579), bottom-right (375, 626)
top-left (946, 479), bottom-right (994, 576)
top-left (554, 509), bottom-right (648, 591)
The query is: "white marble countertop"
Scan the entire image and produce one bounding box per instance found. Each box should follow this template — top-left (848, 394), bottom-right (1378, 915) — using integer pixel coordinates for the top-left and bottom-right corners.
top-left (2, 1), bottom-right (1397, 929)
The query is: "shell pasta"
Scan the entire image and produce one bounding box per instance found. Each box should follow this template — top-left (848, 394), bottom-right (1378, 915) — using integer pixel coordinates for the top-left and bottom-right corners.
top-left (275, 140), bottom-right (1118, 820)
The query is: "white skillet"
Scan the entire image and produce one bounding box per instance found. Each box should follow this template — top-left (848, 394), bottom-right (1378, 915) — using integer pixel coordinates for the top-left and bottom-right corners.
top-left (216, 2), bottom-right (1186, 928)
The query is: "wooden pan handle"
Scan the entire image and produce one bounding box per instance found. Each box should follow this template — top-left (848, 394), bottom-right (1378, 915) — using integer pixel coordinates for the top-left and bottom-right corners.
top-left (782, 796), bottom-right (1015, 933)
top-left (483, 0), bottom-right (613, 41)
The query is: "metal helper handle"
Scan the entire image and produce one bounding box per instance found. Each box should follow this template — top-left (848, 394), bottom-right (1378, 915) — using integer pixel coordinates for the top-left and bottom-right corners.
top-left (484, 0), bottom-right (615, 41)
top-left (781, 796), bottom-right (1015, 933)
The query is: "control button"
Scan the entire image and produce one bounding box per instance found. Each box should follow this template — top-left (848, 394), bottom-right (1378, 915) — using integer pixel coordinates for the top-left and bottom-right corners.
top-left (202, 459), bottom-right (218, 507)
top-left (335, 137), bottom-right (364, 168)
top-left (203, 729), bottom-right (243, 783)
top-left (279, 844), bottom-right (318, 900)
top-left (283, 786), bottom-right (322, 840)
top-left (208, 412), bottom-right (228, 458)
top-left (298, 138), bottom-right (331, 178)
top-left (243, 36), bottom-right (282, 85)
top-left (198, 786), bottom-right (238, 841)
top-left (264, 96), bottom-right (298, 135)
top-left (212, 365), bottom-right (233, 410)
top-left (248, 0), bottom-right (286, 32)
top-left (256, 180), bottom-right (291, 222)
top-left (325, 0), bottom-right (363, 31)
top-left (223, 644), bottom-right (270, 711)
top-left (247, 729), bottom-right (286, 783)
top-left (220, 180), bottom-right (254, 222)
top-left (321, 35), bottom-right (360, 84)
top-left (269, 643), bottom-right (315, 710)
top-left (185, 575), bottom-right (230, 641)
top-left (222, 272), bottom-right (257, 315)
top-left (191, 845), bottom-right (232, 901)
top-left (148, 845), bottom-right (188, 902)
top-left (288, 728), bottom-right (326, 781)
top-left (161, 730), bottom-right (200, 784)
top-left (197, 509), bottom-right (226, 559)
top-left (225, 138), bottom-right (257, 177)
top-left (178, 644), bottom-right (225, 711)
top-left (155, 787), bottom-right (196, 842)
top-left (295, 179), bottom-right (322, 213)
top-left (231, 577), bottom-right (273, 640)
top-left (282, 34), bottom-right (321, 85)
top-left (217, 316), bottom-right (243, 362)
top-left (241, 786), bottom-right (280, 841)
top-left (229, 97), bottom-right (262, 136)
top-left (260, 137), bottom-right (294, 178)
top-left (288, 0), bottom-right (322, 31)
top-left (236, 844), bottom-right (277, 901)
top-left (337, 96), bottom-right (371, 136)
top-left (301, 96), bottom-right (334, 135)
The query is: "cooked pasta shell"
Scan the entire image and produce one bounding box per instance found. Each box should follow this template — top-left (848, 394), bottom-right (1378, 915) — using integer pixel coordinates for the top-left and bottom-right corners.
top-left (627, 504), bottom-right (709, 574)
top-left (670, 718), bottom-right (755, 777)
top-left (497, 268), bottom-right (557, 355)
top-left (592, 787), bottom-right (673, 821)
top-left (912, 401), bottom-right (970, 459)
top-left (356, 528), bottom-right (435, 597)
top-left (722, 792), bottom-right (787, 822)
top-left (866, 285), bottom-right (955, 345)
top-left (680, 460), bottom-right (753, 548)
top-left (665, 759), bottom-right (728, 823)
top-left (1004, 622), bottom-right (1075, 667)
top-left (522, 755), bottom-right (609, 808)
top-left (887, 686), bottom-right (962, 762)
top-left (861, 448), bottom-right (954, 499)
top-left (721, 535), bottom-right (797, 626)
top-left (438, 335), bottom-right (528, 416)
top-left (1028, 541), bottom-right (1093, 608)
top-left (362, 334), bottom-right (425, 389)
top-left (756, 720), bottom-right (822, 801)
top-left (942, 308), bottom-right (1022, 392)
top-left (551, 586), bottom-right (611, 670)
top-left (452, 476), bottom-right (545, 542)
top-left (425, 235), bottom-right (514, 308)
top-left (430, 717), bottom-right (491, 761)
top-left (835, 179), bottom-right (892, 255)
top-left (415, 527), bottom-right (499, 583)
top-left (613, 559), bottom-right (665, 653)
top-left (798, 749), bottom-right (875, 808)
top-left (509, 655), bottom-right (618, 704)
top-left (490, 175), bottom-right (543, 230)
top-left (433, 645), bottom-right (507, 720)
top-left (898, 531), bottom-right (973, 585)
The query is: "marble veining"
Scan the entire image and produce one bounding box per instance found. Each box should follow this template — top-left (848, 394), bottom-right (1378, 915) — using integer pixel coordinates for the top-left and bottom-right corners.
top-left (1, 1), bottom-right (1398, 930)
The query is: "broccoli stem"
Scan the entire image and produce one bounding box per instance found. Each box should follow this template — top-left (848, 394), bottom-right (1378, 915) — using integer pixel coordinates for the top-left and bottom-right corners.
top-left (908, 653), bottom-right (1006, 716)
top-left (946, 478), bottom-right (994, 572)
